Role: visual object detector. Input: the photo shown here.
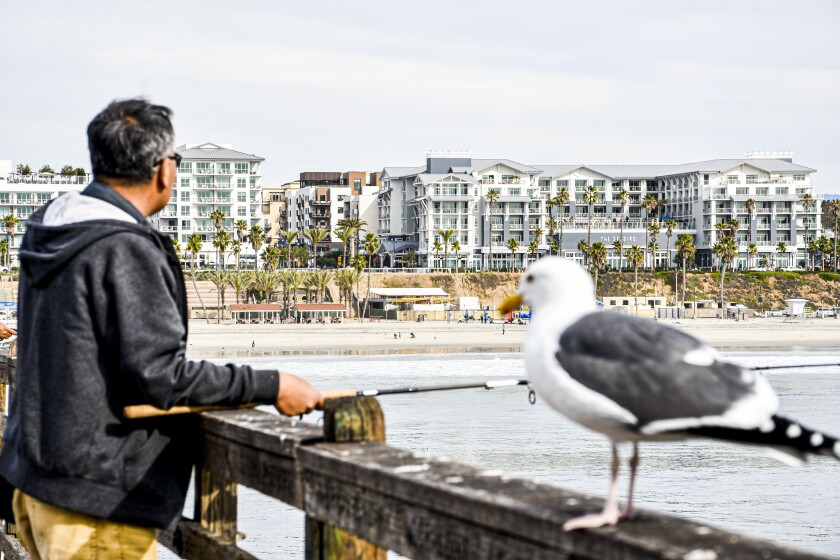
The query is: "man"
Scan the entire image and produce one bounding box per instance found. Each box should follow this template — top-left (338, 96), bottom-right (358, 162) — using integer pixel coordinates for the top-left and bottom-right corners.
top-left (0, 99), bottom-right (323, 559)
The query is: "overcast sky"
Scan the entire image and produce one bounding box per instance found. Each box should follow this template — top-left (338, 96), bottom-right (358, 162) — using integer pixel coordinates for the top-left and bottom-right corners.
top-left (2, 0), bottom-right (839, 192)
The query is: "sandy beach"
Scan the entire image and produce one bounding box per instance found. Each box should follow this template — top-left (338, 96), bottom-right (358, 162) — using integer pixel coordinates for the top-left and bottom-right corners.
top-left (185, 316), bottom-right (840, 358)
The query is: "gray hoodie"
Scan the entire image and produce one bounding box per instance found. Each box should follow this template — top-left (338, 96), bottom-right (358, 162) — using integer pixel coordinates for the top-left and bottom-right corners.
top-left (0, 181), bottom-right (279, 529)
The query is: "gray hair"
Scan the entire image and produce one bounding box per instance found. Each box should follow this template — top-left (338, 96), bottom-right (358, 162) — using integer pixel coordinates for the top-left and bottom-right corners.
top-left (87, 98), bottom-right (175, 184)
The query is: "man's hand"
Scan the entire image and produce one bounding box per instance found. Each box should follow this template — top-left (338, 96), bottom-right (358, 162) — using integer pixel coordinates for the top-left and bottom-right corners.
top-left (276, 372), bottom-right (323, 416)
top-left (0, 322), bottom-right (16, 340)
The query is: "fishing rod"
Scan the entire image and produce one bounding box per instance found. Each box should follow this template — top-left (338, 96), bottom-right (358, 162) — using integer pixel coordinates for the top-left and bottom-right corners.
top-left (749, 362), bottom-right (840, 371)
top-left (123, 379), bottom-right (531, 419)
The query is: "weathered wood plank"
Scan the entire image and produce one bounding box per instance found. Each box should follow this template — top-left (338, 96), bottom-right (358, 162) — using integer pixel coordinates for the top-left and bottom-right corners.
top-left (307, 397), bottom-right (387, 560)
top-left (195, 468), bottom-right (238, 544)
top-left (198, 409), bottom-right (323, 457)
top-left (161, 519), bottom-right (258, 560)
top-left (299, 442), bottom-right (829, 560)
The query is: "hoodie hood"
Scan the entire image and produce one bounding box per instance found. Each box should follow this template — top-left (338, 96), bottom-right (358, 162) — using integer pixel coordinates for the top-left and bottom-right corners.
top-left (21, 190), bottom-right (153, 287)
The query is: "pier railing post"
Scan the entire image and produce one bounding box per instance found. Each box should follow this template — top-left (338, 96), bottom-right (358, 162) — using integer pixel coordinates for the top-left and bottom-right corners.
top-left (0, 350), bottom-right (18, 540)
top-left (306, 396), bottom-right (387, 560)
top-left (194, 462), bottom-right (238, 545)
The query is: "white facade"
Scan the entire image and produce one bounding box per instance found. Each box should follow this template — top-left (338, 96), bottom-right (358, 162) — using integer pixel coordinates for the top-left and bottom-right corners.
top-left (286, 185), bottom-right (379, 242)
top-left (378, 153), bottom-right (822, 270)
top-left (162, 143), bottom-right (264, 267)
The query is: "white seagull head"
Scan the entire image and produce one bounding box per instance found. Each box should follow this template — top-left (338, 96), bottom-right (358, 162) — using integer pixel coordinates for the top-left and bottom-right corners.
top-left (500, 257), bottom-right (596, 317)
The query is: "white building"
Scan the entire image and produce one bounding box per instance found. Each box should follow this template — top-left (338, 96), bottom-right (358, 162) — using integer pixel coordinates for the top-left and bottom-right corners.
top-left (378, 151), bottom-right (822, 270)
top-left (165, 143), bottom-right (265, 268)
top-left (0, 163), bottom-right (93, 266)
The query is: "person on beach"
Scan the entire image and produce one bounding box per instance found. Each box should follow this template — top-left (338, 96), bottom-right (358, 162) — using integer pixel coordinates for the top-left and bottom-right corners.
top-left (0, 98), bottom-right (322, 560)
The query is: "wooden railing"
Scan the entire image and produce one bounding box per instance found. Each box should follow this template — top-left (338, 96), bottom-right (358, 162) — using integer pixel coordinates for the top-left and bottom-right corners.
top-left (0, 354), bottom-right (832, 559)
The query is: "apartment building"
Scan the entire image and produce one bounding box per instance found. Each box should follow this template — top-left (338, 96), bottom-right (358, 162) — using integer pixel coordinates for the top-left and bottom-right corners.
top-left (262, 180), bottom-right (299, 243)
top-left (378, 151), bottom-right (821, 270)
top-left (285, 171), bottom-right (381, 250)
top-left (0, 161), bottom-right (92, 266)
top-left (163, 143), bottom-right (264, 267)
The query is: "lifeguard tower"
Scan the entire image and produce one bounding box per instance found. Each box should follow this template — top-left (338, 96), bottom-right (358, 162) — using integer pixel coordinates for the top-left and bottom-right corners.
top-left (784, 298), bottom-right (808, 321)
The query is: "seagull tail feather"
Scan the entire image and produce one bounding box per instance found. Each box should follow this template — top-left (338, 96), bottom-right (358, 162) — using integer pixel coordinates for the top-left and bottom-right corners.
top-left (684, 415), bottom-right (839, 463)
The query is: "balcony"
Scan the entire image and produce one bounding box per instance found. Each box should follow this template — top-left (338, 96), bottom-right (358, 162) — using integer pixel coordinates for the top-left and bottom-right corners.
top-left (509, 223), bottom-right (524, 230)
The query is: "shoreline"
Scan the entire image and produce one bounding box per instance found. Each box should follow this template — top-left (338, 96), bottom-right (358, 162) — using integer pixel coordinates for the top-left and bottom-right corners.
top-left (185, 317), bottom-right (840, 359)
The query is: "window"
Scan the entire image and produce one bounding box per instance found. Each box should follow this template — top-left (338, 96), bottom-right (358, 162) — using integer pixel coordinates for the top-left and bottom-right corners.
top-left (793, 175), bottom-right (805, 181)
top-left (237, 207), bottom-right (246, 217)
top-left (482, 175), bottom-right (494, 184)
top-left (237, 178), bottom-right (246, 189)
top-left (235, 163), bottom-right (249, 174)
top-left (593, 180), bottom-right (605, 188)
top-left (776, 187), bottom-right (789, 195)
top-left (178, 161), bottom-right (192, 174)
top-left (250, 177), bottom-right (257, 188)
top-left (612, 180), bottom-right (622, 187)
top-left (538, 179), bottom-right (550, 187)
top-left (556, 180), bottom-right (568, 187)
top-left (746, 175), bottom-right (758, 184)
top-left (196, 162), bottom-right (211, 174)
top-left (181, 220), bottom-right (190, 229)
top-left (736, 187), bottom-right (748, 195)
top-left (508, 188), bottom-right (521, 196)
top-left (180, 191), bottom-right (190, 202)
top-left (726, 174), bottom-right (739, 184)
top-left (354, 179), bottom-right (361, 189)
top-left (755, 187), bottom-right (769, 195)
top-left (180, 177), bottom-right (190, 189)
top-left (217, 163), bottom-right (231, 174)
top-left (501, 175), bottom-right (518, 184)
top-left (238, 192), bottom-right (247, 202)
top-left (180, 205), bottom-right (190, 216)
top-left (703, 174), bottom-right (709, 185)
top-left (628, 180), bottom-right (640, 188)
top-left (575, 180), bottom-right (587, 188)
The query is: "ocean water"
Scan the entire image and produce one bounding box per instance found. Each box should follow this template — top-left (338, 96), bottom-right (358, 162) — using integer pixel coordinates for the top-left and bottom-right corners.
top-left (161, 349), bottom-right (840, 559)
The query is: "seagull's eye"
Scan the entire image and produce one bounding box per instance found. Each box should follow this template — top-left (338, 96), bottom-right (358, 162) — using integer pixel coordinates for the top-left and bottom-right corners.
top-left (526, 274), bottom-right (534, 283)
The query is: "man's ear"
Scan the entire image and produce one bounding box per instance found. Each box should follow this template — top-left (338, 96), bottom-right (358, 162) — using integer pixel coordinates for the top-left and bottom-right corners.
top-left (158, 158), bottom-right (176, 191)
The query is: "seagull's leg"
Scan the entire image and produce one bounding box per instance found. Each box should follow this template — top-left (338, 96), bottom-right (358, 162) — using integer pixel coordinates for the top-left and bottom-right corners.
top-left (563, 443), bottom-right (622, 531)
top-left (620, 442), bottom-right (639, 520)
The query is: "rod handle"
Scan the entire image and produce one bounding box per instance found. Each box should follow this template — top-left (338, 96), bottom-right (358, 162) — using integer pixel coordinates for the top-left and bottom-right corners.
top-left (123, 403), bottom-right (259, 419)
top-left (321, 389), bottom-right (359, 400)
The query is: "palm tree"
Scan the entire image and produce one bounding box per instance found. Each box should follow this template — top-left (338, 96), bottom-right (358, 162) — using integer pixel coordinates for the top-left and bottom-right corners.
top-left (546, 218), bottom-right (558, 256)
top-left (230, 239), bottom-right (242, 272)
top-left (431, 239), bottom-right (443, 269)
top-left (646, 222), bottom-right (661, 270)
top-left (611, 240), bottom-right (622, 272)
top-left (314, 270), bottom-right (333, 303)
top-left (532, 226), bottom-right (543, 253)
top-left (335, 227), bottom-right (352, 268)
top-left (776, 241), bottom-right (788, 269)
top-left (824, 199), bottom-right (839, 272)
top-left (745, 198), bottom-right (756, 268)
top-left (207, 270), bottom-right (229, 324)
top-left (800, 192), bottom-right (815, 270)
top-left (584, 185), bottom-right (599, 255)
top-left (249, 225), bottom-right (266, 271)
top-left (527, 240), bottom-right (538, 267)
top-left (614, 189), bottom-right (629, 270)
top-left (451, 239), bottom-right (462, 273)
top-left (400, 249), bottom-right (418, 268)
top-left (287, 270), bottom-right (304, 310)
top-left (334, 268), bottom-right (360, 319)
top-left (577, 239), bottom-right (590, 268)
top-left (186, 233), bottom-right (210, 323)
top-left (436, 228), bottom-right (456, 271)
top-left (818, 235), bottom-right (833, 271)
top-left (484, 189), bottom-right (500, 269)
top-left (549, 237), bottom-right (559, 258)
top-left (233, 219), bottom-right (248, 270)
top-left (808, 239), bottom-right (821, 271)
top-left (209, 209), bottom-right (226, 232)
top-left (642, 194), bottom-right (658, 268)
top-left (251, 270), bottom-right (281, 305)
top-left (626, 245), bottom-right (645, 316)
top-left (747, 243), bottom-right (758, 272)
top-left (713, 235), bottom-right (737, 312)
top-left (0, 238), bottom-right (9, 268)
top-left (261, 246), bottom-right (280, 271)
top-left (303, 272), bottom-right (318, 303)
top-left (554, 188), bottom-right (570, 257)
top-left (225, 271), bottom-right (251, 306)
top-left (506, 237), bottom-right (520, 271)
top-left (171, 237), bottom-right (182, 261)
top-left (350, 253), bottom-right (366, 320)
top-left (663, 219), bottom-right (677, 268)
top-left (675, 234), bottom-right (696, 308)
top-left (2, 215), bottom-right (19, 265)
top-left (336, 217), bottom-right (367, 262)
top-left (211, 229), bottom-right (232, 271)
top-left (302, 228), bottom-right (330, 268)
top-left (589, 242), bottom-right (607, 297)
top-left (278, 229), bottom-right (297, 269)
top-left (362, 232), bottom-right (380, 318)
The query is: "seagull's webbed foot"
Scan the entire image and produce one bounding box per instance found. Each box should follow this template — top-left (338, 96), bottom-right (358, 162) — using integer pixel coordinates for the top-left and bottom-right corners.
top-left (563, 506), bottom-right (621, 531)
top-left (564, 443), bottom-right (623, 531)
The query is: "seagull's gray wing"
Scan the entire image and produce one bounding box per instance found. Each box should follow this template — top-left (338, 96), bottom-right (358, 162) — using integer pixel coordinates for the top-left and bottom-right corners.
top-left (556, 313), bottom-right (753, 429)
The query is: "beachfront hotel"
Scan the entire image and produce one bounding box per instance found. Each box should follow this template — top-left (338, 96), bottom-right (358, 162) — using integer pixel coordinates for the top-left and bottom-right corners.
top-left (165, 143), bottom-right (265, 268)
top-left (377, 151), bottom-right (822, 270)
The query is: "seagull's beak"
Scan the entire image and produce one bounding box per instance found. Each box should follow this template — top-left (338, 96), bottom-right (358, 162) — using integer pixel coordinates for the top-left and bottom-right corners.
top-left (499, 294), bottom-right (523, 315)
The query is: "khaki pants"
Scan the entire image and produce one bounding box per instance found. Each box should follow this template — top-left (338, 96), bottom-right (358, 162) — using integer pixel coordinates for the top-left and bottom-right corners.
top-left (12, 490), bottom-right (156, 560)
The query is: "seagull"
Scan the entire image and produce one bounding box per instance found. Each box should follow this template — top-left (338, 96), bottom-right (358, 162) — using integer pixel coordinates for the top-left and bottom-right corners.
top-left (499, 257), bottom-right (840, 531)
